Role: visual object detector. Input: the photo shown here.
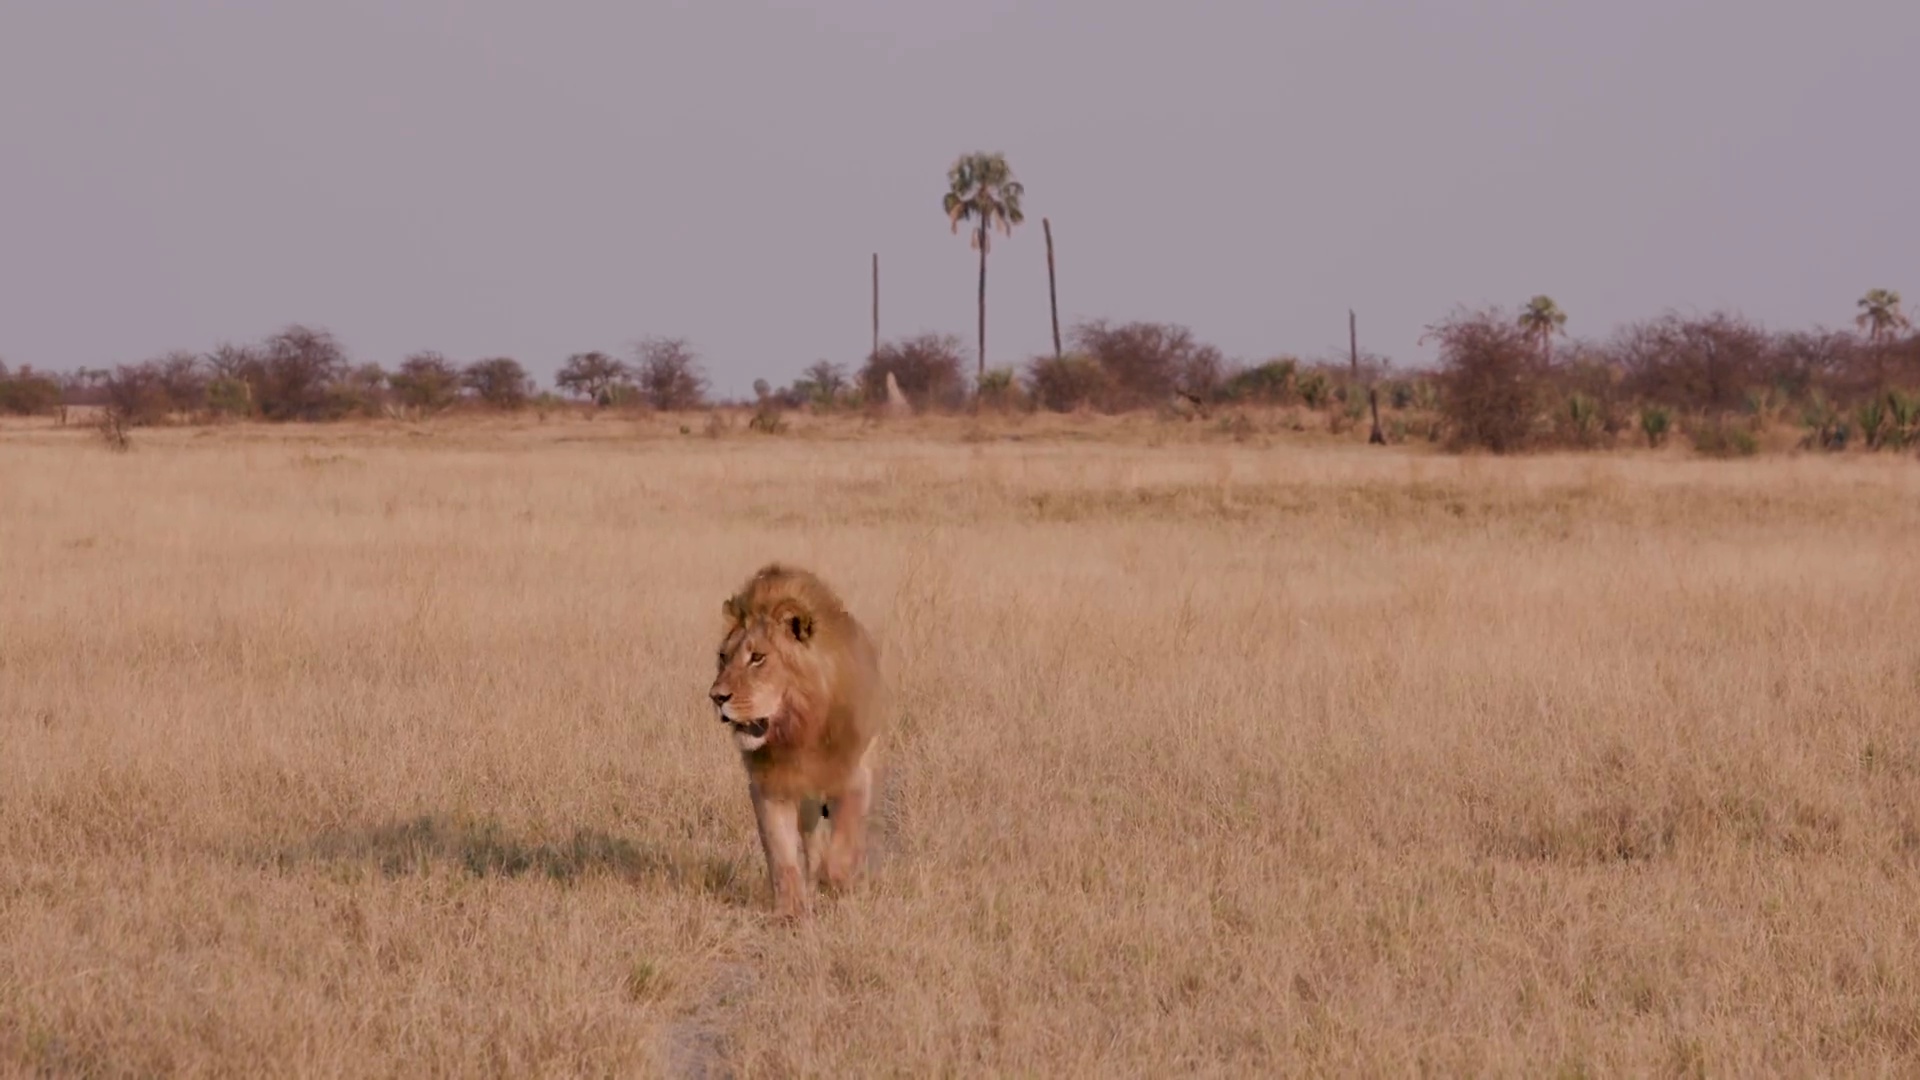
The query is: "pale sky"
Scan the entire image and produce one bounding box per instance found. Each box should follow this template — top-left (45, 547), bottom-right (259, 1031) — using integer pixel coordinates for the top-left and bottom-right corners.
top-left (1, 0), bottom-right (1913, 396)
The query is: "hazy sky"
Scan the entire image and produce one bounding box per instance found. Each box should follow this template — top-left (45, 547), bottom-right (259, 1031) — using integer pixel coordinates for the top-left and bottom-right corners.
top-left (1, 1), bottom-right (1913, 396)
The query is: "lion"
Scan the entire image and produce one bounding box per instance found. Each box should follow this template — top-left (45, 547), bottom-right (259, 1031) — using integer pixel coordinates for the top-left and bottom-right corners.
top-left (708, 563), bottom-right (886, 919)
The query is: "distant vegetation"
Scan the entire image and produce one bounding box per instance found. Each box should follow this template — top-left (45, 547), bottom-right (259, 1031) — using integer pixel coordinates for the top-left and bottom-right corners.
top-left (1419, 293), bottom-right (1918, 455)
top-left (0, 146), bottom-right (1913, 457)
top-left (5, 293), bottom-right (1916, 459)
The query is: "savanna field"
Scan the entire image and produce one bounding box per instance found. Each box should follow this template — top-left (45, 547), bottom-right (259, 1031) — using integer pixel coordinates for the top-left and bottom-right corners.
top-left (3, 411), bottom-right (1918, 1077)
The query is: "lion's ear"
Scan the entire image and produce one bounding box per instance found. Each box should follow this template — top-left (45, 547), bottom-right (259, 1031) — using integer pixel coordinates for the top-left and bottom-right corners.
top-left (772, 600), bottom-right (815, 643)
top-left (722, 596), bottom-right (746, 624)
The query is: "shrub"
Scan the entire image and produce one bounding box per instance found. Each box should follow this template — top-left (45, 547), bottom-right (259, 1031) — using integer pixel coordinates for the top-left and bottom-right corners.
top-left (861, 334), bottom-right (965, 411)
top-left (203, 343), bottom-right (257, 377)
top-left (96, 410), bottom-right (132, 452)
top-left (1422, 308), bottom-right (1547, 453)
top-left (55, 368), bottom-right (109, 409)
top-left (254, 325), bottom-right (349, 420)
top-left (792, 361), bottom-right (850, 411)
top-left (748, 401), bottom-right (788, 434)
top-left (1888, 332), bottom-right (1920, 390)
top-left (391, 352), bottom-right (463, 415)
top-left (1610, 312), bottom-right (1768, 415)
top-left (1026, 352), bottom-right (1109, 412)
top-left (199, 344), bottom-right (258, 418)
top-left (1855, 396), bottom-right (1888, 450)
top-left (976, 367), bottom-right (1021, 411)
top-left (1385, 377), bottom-right (1441, 413)
top-left (1800, 394), bottom-right (1848, 451)
top-left (1762, 330), bottom-right (1857, 403)
top-left (330, 363), bottom-right (390, 418)
top-left (153, 351), bottom-right (209, 415)
top-left (1221, 358), bottom-right (1298, 404)
top-left (1296, 371), bottom-right (1333, 410)
top-left (101, 363), bottom-right (172, 427)
top-left (1688, 419), bottom-right (1758, 458)
top-left (85, 353), bottom-right (211, 424)
top-left (1559, 393), bottom-right (1604, 448)
top-left (0, 366), bottom-right (62, 415)
top-left (1549, 352), bottom-right (1629, 439)
top-left (206, 376), bottom-right (253, 419)
top-left (532, 391), bottom-right (564, 421)
top-left (462, 357), bottom-right (534, 410)
top-left (1884, 391), bottom-right (1920, 450)
top-left (556, 352), bottom-right (630, 406)
top-left (1069, 320), bottom-right (1225, 408)
top-left (1851, 388), bottom-right (1920, 451)
top-left (1215, 412), bottom-right (1255, 442)
top-left (633, 338), bottom-right (709, 411)
top-left (1639, 407), bottom-right (1672, 448)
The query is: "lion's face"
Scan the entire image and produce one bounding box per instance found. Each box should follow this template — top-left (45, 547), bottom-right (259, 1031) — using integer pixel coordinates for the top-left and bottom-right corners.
top-left (709, 609), bottom-right (812, 753)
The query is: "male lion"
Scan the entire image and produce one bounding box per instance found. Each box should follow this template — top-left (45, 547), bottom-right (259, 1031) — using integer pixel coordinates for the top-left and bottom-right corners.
top-left (708, 563), bottom-right (886, 919)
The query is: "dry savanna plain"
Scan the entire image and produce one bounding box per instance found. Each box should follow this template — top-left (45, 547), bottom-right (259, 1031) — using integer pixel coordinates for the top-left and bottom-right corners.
top-left (2, 407), bottom-right (1919, 1078)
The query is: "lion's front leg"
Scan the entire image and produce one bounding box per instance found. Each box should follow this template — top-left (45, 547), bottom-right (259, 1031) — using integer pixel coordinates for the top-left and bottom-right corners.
top-left (750, 784), bottom-right (808, 919)
top-left (799, 798), bottom-right (829, 886)
top-left (822, 754), bottom-right (874, 893)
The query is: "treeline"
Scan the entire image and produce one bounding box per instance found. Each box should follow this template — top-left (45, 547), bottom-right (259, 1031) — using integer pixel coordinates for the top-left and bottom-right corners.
top-left (0, 318), bottom-right (1247, 423)
top-left (4, 300), bottom-right (1918, 454)
top-left (754, 321), bottom-right (1238, 414)
top-left (0, 327), bottom-right (713, 424)
top-left (1424, 301), bottom-right (1920, 454)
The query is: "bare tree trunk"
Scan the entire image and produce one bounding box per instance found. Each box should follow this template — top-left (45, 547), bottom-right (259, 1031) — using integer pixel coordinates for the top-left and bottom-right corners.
top-left (1349, 309), bottom-right (1359, 381)
top-left (871, 253), bottom-right (879, 358)
top-left (1352, 309), bottom-right (1385, 445)
top-left (1044, 217), bottom-right (1061, 359)
top-left (976, 223), bottom-right (988, 389)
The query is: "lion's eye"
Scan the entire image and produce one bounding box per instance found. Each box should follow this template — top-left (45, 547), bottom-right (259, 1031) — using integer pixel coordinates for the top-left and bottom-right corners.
top-left (749, 652), bottom-right (766, 666)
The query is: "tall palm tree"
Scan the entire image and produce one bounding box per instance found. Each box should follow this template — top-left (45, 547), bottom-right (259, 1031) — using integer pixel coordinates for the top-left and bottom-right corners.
top-left (1518, 295), bottom-right (1568, 363)
top-left (1856, 288), bottom-right (1911, 345)
top-left (943, 152), bottom-right (1025, 387)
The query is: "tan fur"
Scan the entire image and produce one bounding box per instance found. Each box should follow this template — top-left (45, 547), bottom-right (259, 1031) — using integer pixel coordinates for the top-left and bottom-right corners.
top-left (708, 563), bottom-right (886, 919)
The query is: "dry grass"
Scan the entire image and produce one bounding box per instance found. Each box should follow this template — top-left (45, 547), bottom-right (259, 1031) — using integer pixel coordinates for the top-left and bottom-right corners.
top-left (3, 413), bottom-right (1918, 1077)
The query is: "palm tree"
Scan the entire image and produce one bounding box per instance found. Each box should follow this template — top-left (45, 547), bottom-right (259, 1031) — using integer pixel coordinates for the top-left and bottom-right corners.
top-left (1856, 289), bottom-right (1911, 389)
top-left (943, 152), bottom-right (1025, 387)
top-left (1517, 295), bottom-right (1568, 363)
top-left (1856, 289), bottom-right (1910, 345)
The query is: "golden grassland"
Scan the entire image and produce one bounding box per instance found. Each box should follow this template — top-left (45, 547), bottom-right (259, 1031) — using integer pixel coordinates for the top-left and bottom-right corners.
top-left (3, 411), bottom-right (1918, 1077)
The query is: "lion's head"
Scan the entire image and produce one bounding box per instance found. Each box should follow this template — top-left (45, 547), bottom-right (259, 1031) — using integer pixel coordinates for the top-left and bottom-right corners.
top-left (708, 564), bottom-right (842, 754)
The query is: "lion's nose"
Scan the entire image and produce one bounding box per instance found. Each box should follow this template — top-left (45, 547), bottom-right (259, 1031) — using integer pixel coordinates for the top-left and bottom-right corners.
top-left (710, 691), bottom-right (731, 709)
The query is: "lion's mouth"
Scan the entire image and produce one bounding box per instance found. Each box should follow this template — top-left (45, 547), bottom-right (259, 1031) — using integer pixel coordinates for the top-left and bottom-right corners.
top-left (727, 717), bottom-right (771, 740)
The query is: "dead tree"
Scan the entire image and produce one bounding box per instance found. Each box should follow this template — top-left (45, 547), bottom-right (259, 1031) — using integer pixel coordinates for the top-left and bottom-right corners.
top-left (1353, 309), bottom-right (1386, 444)
top-left (1044, 218), bottom-right (1062, 359)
